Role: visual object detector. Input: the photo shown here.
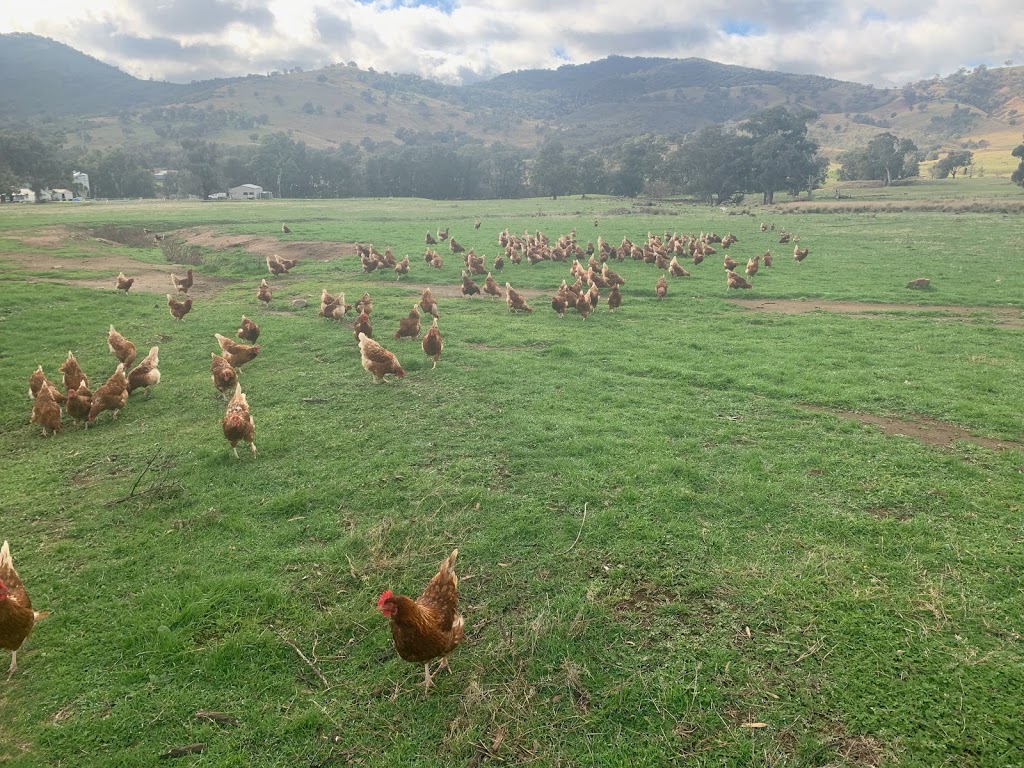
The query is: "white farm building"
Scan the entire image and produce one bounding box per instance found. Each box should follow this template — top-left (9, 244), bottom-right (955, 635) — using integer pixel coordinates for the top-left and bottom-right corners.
top-left (229, 184), bottom-right (264, 200)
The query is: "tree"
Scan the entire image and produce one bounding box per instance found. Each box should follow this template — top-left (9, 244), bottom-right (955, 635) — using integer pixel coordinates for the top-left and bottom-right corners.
top-left (0, 129), bottom-right (67, 201)
top-left (668, 125), bottom-right (751, 205)
top-left (531, 141), bottom-right (574, 199)
top-left (1012, 143), bottom-right (1024, 187)
top-left (740, 107), bottom-right (825, 203)
top-left (837, 132), bottom-right (919, 185)
top-left (931, 150), bottom-right (973, 179)
top-left (178, 139), bottom-right (223, 198)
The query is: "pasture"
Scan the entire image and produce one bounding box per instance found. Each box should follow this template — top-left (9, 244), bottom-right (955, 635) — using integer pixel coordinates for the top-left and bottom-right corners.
top-left (0, 189), bottom-right (1022, 767)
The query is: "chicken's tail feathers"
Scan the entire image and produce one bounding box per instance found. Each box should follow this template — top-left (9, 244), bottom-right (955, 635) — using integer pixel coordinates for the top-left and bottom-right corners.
top-left (440, 548), bottom-right (459, 583)
top-left (0, 540), bottom-right (10, 571)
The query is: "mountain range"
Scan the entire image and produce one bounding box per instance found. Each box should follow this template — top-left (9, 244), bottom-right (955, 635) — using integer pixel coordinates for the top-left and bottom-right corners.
top-left (3, 33), bottom-right (1022, 173)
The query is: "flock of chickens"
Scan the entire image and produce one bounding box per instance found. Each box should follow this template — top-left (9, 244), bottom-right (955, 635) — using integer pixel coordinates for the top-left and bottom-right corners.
top-left (10, 216), bottom-right (813, 689)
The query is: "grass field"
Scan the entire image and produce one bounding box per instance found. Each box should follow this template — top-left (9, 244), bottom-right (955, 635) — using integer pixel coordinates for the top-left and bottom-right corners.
top-left (1, 186), bottom-right (1023, 767)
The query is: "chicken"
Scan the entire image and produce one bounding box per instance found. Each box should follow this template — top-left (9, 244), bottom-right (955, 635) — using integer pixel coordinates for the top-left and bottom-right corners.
top-left (575, 290), bottom-right (592, 320)
top-left (474, 220), bottom-right (481, 229)
top-left (126, 346), bottom-right (161, 398)
top-left (601, 264), bottom-right (625, 286)
top-left (906, 277), bottom-right (931, 290)
top-left (422, 317), bottom-right (443, 368)
top-left (107, 325), bottom-right (137, 368)
top-left (483, 273), bottom-right (502, 298)
top-left (723, 256), bottom-right (739, 272)
top-left (170, 268), bottom-right (194, 294)
top-left (505, 283), bottom-right (533, 314)
top-left (493, 254), bottom-right (504, 272)
top-left (167, 294), bottom-right (193, 321)
top-left (608, 284), bottom-right (622, 312)
top-left (419, 288), bottom-right (440, 319)
top-left (115, 272), bottom-right (135, 293)
top-left (358, 333), bottom-right (405, 383)
top-left (277, 256), bottom-right (299, 272)
top-left (266, 254), bottom-right (288, 275)
top-left (211, 353), bottom-right (238, 399)
top-left (65, 386), bottom-right (93, 428)
top-left (727, 270), bottom-right (753, 289)
top-left (281, 224), bottom-right (291, 234)
top-left (551, 289), bottom-right (568, 318)
top-left (394, 256), bottom-right (411, 280)
top-left (0, 541), bottom-right (49, 679)
top-left (27, 366), bottom-right (64, 405)
top-left (355, 292), bottom-right (373, 315)
top-left (222, 383), bottom-right (256, 458)
top-left (353, 311), bottom-right (373, 341)
top-left (449, 238), bottom-right (465, 255)
top-left (655, 275), bottom-right (668, 300)
top-left (257, 279), bottom-right (273, 306)
top-left (746, 255), bottom-right (760, 277)
top-left (59, 351), bottom-right (89, 392)
top-left (760, 222), bottom-right (768, 232)
top-left (668, 256), bottom-right (690, 278)
top-left (319, 290), bottom-right (350, 321)
top-left (215, 334), bottom-right (260, 369)
top-left (461, 271), bottom-right (481, 297)
top-left (30, 383), bottom-right (61, 436)
top-left (587, 281), bottom-right (601, 309)
top-left (793, 245), bottom-right (809, 262)
top-left (377, 549), bottom-right (463, 689)
top-left (437, 226), bottom-right (449, 241)
top-left (238, 315), bottom-right (261, 342)
top-left (762, 250), bottom-right (773, 268)
top-left (88, 364), bottom-right (129, 423)
top-left (394, 305), bottom-right (422, 340)
top-left (425, 231), bottom-right (437, 246)
top-left (430, 254), bottom-right (444, 269)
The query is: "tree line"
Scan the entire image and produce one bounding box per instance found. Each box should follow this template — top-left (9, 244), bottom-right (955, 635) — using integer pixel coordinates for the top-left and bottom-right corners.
top-left (2, 107), bottom-right (1018, 203)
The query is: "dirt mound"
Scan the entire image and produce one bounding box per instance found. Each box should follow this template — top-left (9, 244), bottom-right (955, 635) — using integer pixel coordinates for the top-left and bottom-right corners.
top-left (728, 298), bottom-right (1024, 326)
top-left (179, 229), bottom-right (358, 262)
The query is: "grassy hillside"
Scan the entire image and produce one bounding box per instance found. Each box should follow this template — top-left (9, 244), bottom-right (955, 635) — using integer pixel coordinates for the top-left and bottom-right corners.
top-left (1, 191), bottom-right (1023, 766)
top-left (3, 35), bottom-right (1024, 178)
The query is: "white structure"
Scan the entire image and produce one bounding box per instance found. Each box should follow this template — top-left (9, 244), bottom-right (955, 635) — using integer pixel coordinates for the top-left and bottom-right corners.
top-left (50, 188), bottom-right (74, 201)
top-left (73, 171), bottom-right (90, 195)
top-left (229, 183), bottom-right (263, 200)
top-left (13, 188), bottom-right (35, 202)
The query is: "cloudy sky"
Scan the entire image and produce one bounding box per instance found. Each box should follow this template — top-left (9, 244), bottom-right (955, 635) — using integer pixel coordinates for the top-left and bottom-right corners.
top-left (2, 0), bottom-right (1021, 87)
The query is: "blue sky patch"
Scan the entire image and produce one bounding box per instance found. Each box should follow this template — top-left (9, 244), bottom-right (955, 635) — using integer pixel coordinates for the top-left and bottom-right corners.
top-left (861, 8), bottom-right (887, 22)
top-left (721, 20), bottom-right (763, 36)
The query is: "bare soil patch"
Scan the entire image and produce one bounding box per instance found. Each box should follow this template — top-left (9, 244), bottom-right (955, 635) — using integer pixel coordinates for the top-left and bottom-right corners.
top-left (803, 405), bottom-right (1024, 451)
top-left (3, 250), bottom-right (237, 299)
top-left (179, 229), bottom-right (355, 262)
top-left (728, 298), bottom-right (1024, 326)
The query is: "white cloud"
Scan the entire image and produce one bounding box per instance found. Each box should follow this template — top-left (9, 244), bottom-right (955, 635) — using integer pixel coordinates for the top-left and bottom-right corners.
top-left (1, 0), bottom-right (1022, 87)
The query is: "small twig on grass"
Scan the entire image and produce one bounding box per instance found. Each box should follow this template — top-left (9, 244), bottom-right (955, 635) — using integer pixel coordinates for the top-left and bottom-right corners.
top-left (786, 637), bottom-right (826, 666)
top-left (196, 710), bottom-right (239, 726)
top-left (106, 450), bottom-right (182, 506)
top-left (563, 502), bottom-right (588, 554)
top-left (159, 743), bottom-right (206, 759)
top-left (274, 627), bottom-right (330, 689)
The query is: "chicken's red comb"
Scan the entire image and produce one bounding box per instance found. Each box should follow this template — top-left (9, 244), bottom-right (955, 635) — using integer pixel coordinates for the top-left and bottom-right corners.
top-left (376, 590), bottom-right (393, 609)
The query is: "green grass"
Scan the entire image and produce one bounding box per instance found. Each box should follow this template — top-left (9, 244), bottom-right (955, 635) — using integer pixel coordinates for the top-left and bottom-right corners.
top-left (1, 191), bottom-right (1023, 767)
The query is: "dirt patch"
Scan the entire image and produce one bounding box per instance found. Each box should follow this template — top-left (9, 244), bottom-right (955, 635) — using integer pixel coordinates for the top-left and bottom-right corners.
top-left (727, 298), bottom-right (1024, 326)
top-left (803, 405), bottom-right (1024, 451)
top-left (179, 229), bottom-right (356, 263)
top-left (6, 251), bottom-right (238, 299)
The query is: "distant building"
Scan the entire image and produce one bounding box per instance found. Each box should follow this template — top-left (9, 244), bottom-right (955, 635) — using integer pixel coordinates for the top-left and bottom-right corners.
top-left (13, 188), bottom-right (35, 202)
top-left (229, 183), bottom-right (263, 200)
top-left (72, 171), bottom-right (90, 195)
top-left (50, 188), bottom-right (74, 201)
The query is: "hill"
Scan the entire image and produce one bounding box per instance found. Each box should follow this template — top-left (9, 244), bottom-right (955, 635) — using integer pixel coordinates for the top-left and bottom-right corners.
top-left (2, 34), bottom-right (1023, 173)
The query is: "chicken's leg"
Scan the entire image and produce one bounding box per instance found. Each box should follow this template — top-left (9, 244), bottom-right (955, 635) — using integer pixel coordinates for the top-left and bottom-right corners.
top-left (423, 662), bottom-right (434, 690)
top-left (7, 651), bottom-right (16, 680)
